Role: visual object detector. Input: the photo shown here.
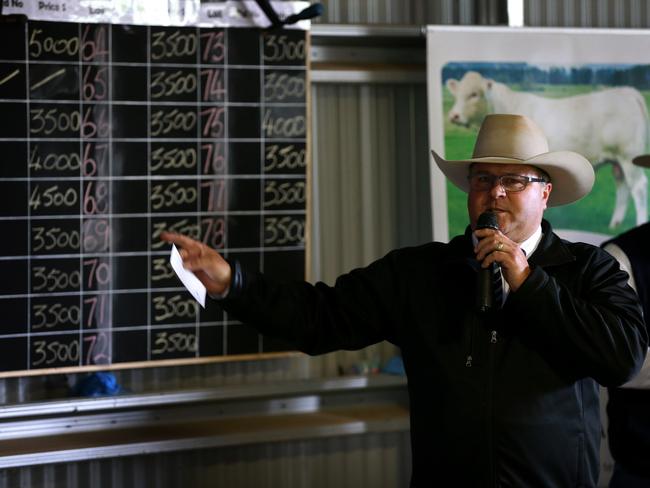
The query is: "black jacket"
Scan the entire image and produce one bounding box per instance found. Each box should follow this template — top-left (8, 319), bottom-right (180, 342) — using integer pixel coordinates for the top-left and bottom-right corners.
top-left (602, 222), bottom-right (650, 476)
top-left (222, 220), bottom-right (647, 487)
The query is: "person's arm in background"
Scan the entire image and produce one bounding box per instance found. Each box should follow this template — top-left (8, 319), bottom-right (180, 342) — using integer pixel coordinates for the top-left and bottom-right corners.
top-left (604, 242), bottom-right (650, 388)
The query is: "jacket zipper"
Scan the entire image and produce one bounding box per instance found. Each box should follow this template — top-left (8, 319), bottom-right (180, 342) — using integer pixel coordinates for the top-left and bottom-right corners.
top-left (466, 325), bottom-right (475, 367)
top-left (488, 329), bottom-right (498, 487)
top-left (465, 314), bottom-right (478, 367)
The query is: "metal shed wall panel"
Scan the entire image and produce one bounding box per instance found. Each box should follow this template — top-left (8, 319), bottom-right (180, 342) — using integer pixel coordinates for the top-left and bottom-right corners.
top-left (525, 0), bottom-right (650, 27)
top-left (311, 82), bottom-right (431, 284)
top-left (0, 432), bottom-right (411, 488)
top-left (313, 0), bottom-right (506, 25)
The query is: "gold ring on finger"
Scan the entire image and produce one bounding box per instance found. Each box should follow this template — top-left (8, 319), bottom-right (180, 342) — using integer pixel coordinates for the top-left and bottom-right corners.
top-left (495, 242), bottom-right (504, 251)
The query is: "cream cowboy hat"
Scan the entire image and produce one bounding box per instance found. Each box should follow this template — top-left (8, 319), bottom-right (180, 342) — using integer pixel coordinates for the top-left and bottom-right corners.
top-left (431, 114), bottom-right (595, 207)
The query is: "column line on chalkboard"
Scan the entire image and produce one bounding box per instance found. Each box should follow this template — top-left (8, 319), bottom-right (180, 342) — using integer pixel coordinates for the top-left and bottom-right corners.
top-left (108, 21), bottom-right (116, 366)
top-left (194, 24), bottom-right (200, 358)
top-left (221, 26), bottom-right (231, 356)
top-left (194, 24), bottom-right (201, 359)
top-left (258, 30), bottom-right (265, 355)
top-left (146, 23), bottom-right (152, 363)
top-left (24, 19), bottom-right (32, 372)
top-left (77, 21), bottom-right (83, 369)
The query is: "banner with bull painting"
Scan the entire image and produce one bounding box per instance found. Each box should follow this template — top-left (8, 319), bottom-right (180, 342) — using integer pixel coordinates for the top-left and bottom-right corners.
top-left (426, 26), bottom-right (650, 244)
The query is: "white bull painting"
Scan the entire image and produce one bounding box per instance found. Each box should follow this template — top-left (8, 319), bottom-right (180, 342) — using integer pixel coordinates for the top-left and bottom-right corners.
top-left (446, 71), bottom-right (648, 228)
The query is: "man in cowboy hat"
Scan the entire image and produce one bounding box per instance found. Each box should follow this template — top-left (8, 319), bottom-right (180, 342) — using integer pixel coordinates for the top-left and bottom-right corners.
top-left (602, 153), bottom-right (650, 488)
top-left (161, 114), bottom-right (646, 487)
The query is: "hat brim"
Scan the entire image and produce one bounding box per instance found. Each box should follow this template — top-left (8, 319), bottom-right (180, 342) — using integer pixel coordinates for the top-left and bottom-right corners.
top-left (431, 150), bottom-right (595, 207)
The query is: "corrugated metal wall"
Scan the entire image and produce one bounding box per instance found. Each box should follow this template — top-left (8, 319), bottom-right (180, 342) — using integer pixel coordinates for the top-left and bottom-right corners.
top-left (313, 0), bottom-right (507, 25)
top-left (312, 83), bottom-right (431, 284)
top-left (309, 82), bottom-right (431, 378)
top-left (525, 0), bottom-right (650, 27)
top-left (0, 431), bottom-right (411, 488)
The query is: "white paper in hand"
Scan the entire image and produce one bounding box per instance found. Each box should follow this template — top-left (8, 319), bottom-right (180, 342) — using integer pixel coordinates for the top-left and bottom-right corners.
top-left (170, 244), bottom-right (206, 308)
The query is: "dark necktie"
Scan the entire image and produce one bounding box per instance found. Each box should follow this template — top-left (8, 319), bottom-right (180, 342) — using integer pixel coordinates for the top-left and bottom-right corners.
top-left (493, 248), bottom-right (525, 308)
top-left (492, 264), bottom-right (503, 309)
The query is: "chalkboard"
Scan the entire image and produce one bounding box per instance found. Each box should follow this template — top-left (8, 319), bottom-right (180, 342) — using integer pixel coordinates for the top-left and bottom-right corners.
top-left (0, 18), bottom-right (308, 375)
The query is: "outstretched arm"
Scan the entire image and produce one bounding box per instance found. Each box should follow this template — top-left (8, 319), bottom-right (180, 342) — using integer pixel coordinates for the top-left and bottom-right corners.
top-left (162, 231), bottom-right (406, 355)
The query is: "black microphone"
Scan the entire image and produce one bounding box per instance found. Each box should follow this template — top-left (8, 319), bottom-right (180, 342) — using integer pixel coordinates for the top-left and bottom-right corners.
top-left (476, 211), bottom-right (499, 313)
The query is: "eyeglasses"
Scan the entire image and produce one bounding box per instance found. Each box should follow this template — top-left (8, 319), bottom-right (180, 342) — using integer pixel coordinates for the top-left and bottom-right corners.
top-left (467, 173), bottom-right (548, 192)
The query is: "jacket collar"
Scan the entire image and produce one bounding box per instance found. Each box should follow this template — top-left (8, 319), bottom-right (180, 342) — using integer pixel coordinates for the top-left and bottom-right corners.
top-left (528, 219), bottom-right (576, 268)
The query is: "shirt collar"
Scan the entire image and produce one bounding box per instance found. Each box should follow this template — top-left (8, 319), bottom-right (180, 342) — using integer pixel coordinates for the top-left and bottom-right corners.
top-left (520, 225), bottom-right (543, 257)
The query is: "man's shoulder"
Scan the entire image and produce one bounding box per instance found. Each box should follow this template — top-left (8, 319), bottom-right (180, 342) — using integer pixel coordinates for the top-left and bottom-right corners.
top-left (386, 235), bottom-right (469, 265)
top-left (533, 225), bottom-right (607, 268)
top-left (605, 222), bottom-right (650, 247)
top-left (558, 236), bottom-right (622, 271)
top-left (556, 235), bottom-right (608, 257)
top-left (388, 240), bottom-right (446, 259)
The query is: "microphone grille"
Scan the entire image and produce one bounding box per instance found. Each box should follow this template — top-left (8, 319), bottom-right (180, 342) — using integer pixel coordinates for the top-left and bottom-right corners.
top-left (477, 212), bottom-right (499, 230)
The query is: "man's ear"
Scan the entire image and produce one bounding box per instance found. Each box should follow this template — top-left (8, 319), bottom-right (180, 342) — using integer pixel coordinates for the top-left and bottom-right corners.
top-left (446, 78), bottom-right (458, 94)
top-left (542, 182), bottom-right (553, 208)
